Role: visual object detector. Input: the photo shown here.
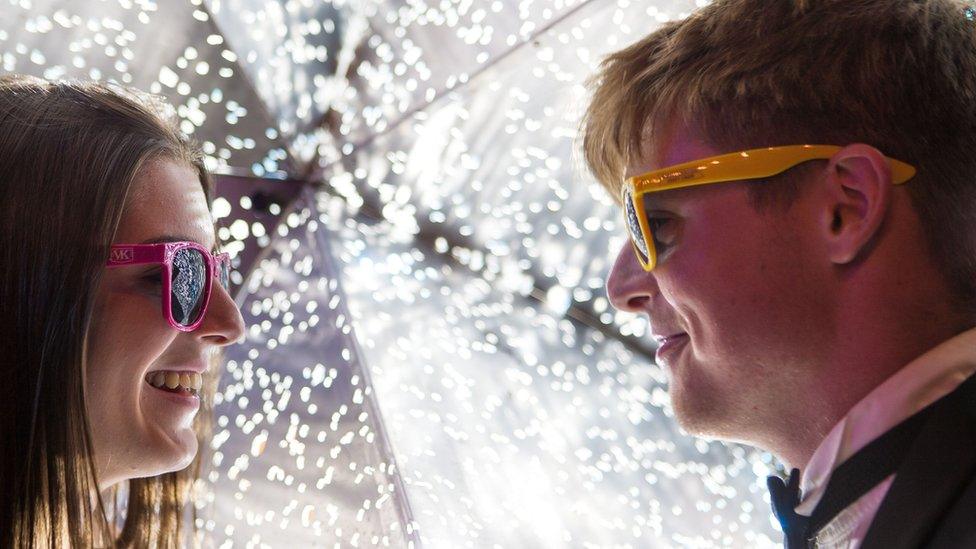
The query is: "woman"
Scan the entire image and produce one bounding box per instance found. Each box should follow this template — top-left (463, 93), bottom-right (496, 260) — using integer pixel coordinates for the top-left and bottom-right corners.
top-left (0, 74), bottom-right (245, 547)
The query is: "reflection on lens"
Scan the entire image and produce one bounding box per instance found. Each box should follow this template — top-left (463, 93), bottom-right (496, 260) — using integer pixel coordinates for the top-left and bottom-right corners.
top-left (172, 247), bottom-right (207, 326)
top-left (623, 191), bottom-right (649, 262)
top-left (218, 259), bottom-right (230, 290)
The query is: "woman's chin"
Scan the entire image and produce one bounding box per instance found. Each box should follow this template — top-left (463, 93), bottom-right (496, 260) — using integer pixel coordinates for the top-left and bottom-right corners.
top-left (97, 433), bottom-right (196, 492)
top-left (137, 389), bottom-right (201, 472)
top-left (126, 426), bottom-right (199, 482)
top-left (158, 427), bottom-right (199, 472)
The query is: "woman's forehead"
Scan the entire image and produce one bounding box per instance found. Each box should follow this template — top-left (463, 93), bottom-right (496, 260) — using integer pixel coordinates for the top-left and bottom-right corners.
top-left (119, 159), bottom-right (214, 249)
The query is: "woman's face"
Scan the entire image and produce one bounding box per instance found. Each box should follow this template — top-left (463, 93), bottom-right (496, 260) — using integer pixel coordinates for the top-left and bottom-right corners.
top-left (86, 159), bottom-right (245, 490)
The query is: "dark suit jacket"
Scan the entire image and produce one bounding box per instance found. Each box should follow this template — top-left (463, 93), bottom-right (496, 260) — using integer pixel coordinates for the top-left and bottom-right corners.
top-left (861, 373), bottom-right (976, 548)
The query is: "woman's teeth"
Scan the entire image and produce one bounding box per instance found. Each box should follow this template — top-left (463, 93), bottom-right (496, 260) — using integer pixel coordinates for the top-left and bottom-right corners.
top-left (146, 370), bottom-right (203, 394)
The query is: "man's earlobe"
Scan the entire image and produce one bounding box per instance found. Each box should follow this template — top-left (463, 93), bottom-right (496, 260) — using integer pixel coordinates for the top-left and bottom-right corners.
top-left (823, 144), bottom-right (893, 265)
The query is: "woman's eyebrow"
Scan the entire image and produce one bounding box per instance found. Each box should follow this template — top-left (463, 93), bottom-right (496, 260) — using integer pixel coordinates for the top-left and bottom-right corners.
top-left (140, 235), bottom-right (218, 252)
top-left (140, 235), bottom-right (194, 244)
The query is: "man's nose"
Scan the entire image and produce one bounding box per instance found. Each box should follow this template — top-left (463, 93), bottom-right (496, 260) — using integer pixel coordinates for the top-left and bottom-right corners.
top-left (606, 243), bottom-right (657, 312)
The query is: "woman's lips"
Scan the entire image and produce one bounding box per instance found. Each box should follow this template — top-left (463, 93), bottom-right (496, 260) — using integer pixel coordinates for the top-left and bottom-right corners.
top-left (146, 370), bottom-right (203, 392)
top-left (655, 333), bottom-right (689, 365)
top-left (144, 371), bottom-right (201, 410)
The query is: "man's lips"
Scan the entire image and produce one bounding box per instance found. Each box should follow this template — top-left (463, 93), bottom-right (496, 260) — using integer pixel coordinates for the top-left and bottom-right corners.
top-left (654, 333), bottom-right (689, 364)
top-left (652, 332), bottom-right (687, 345)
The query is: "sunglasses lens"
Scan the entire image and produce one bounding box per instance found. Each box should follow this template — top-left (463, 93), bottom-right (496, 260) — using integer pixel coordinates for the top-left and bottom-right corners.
top-left (622, 190), bottom-right (650, 264)
top-left (217, 256), bottom-right (231, 290)
top-left (171, 247), bottom-right (208, 326)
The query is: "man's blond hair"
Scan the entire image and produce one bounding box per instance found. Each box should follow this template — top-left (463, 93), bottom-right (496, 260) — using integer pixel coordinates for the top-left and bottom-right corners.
top-left (582, 0), bottom-right (976, 319)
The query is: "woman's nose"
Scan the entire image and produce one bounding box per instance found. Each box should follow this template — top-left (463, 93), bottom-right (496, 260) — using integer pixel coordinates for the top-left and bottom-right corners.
top-left (195, 283), bottom-right (245, 346)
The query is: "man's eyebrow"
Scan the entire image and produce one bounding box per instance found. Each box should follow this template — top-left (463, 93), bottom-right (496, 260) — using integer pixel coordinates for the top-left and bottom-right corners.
top-left (641, 193), bottom-right (677, 211)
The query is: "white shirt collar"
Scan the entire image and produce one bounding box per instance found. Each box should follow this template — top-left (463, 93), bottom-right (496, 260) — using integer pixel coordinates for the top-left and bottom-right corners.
top-left (795, 327), bottom-right (976, 515)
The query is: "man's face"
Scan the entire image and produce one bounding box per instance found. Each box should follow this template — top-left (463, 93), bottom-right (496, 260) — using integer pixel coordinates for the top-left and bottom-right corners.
top-left (606, 122), bottom-right (833, 442)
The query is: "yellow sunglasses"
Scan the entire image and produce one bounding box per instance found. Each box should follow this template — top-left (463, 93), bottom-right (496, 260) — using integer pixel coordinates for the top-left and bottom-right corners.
top-left (621, 144), bottom-right (917, 271)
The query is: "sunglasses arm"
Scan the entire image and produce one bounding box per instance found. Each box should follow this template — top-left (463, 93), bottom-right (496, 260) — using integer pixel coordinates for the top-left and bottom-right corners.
top-left (105, 244), bottom-right (169, 268)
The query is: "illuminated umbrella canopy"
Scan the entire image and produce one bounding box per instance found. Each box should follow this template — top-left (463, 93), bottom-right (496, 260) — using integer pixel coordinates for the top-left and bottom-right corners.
top-left (1, 0), bottom-right (780, 546)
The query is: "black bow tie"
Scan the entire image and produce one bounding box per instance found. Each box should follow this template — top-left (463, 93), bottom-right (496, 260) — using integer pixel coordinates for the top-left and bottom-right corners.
top-left (768, 468), bottom-right (809, 548)
top-left (766, 405), bottom-right (933, 548)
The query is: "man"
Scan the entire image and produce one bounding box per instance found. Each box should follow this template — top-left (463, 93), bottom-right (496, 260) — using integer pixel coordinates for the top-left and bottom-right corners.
top-left (581, 1), bottom-right (976, 547)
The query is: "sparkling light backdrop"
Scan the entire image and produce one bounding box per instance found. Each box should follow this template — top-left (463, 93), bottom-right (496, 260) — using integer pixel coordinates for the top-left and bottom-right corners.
top-left (2, 0), bottom-right (781, 546)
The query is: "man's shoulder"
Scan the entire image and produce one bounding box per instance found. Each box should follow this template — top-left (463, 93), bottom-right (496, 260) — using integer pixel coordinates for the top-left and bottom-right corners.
top-left (862, 373), bottom-right (976, 548)
top-left (956, 372), bottom-right (976, 415)
top-left (926, 374), bottom-right (976, 545)
top-left (928, 469), bottom-right (976, 547)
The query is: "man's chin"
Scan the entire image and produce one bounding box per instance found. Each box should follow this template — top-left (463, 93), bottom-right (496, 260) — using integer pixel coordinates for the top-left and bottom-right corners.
top-left (668, 382), bottom-right (732, 439)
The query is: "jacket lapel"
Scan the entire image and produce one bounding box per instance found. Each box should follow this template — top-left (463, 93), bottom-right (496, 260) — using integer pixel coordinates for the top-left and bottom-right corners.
top-left (860, 376), bottom-right (976, 549)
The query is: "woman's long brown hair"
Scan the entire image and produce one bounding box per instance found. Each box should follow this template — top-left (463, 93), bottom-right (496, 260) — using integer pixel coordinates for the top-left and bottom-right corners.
top-left (0, 74), bottom-right (217, 547)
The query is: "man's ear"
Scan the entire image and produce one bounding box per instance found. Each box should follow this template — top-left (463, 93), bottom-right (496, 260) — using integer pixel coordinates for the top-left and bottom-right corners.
top-left (821, 144), bottom-right (893, 265)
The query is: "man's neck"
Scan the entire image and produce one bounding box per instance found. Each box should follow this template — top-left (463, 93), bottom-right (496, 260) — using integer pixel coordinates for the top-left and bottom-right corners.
top-left (771, 313), bottom-right (969, 469)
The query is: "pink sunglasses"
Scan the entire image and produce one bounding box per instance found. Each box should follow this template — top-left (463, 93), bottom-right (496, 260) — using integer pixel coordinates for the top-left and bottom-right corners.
top-left (105, 241), bottom-right (231, 331)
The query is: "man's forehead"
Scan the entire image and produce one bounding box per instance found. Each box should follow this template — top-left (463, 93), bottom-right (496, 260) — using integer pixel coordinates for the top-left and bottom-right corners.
top-left (625, 121), bottom-right (721, 180)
